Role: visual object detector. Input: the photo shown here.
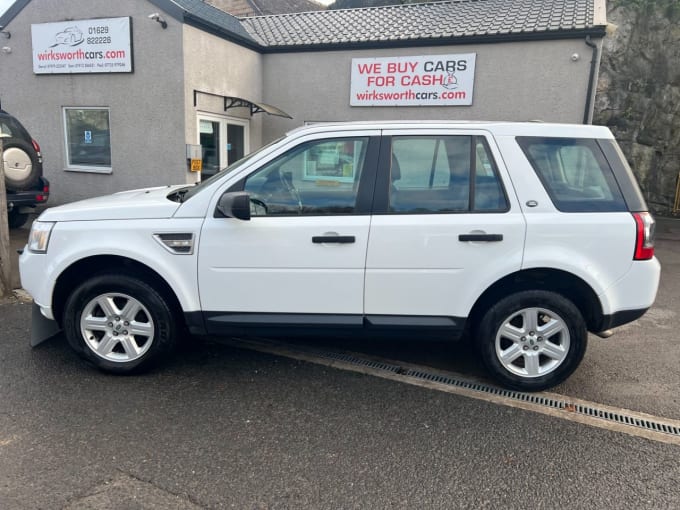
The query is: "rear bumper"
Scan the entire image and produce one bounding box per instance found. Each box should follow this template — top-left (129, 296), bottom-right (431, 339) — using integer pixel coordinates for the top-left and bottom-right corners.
top-left (592, 257), bottom-right (659, 333)
top-left (6, 177), bottom-right (50, 211)
top-left (596, 307), bottom-right (649, 332)
top-left (599, 257), bottom-right (660, 315)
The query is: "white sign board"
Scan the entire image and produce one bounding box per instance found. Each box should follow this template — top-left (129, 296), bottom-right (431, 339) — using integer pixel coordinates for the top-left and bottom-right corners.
top-left (31, 17), bottom-right (132, 74)
top-left (350, 54), bottom-right (476, 107)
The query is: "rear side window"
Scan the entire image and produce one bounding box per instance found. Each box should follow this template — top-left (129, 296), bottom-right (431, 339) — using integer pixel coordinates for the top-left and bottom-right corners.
top-left (517, 137), bottom-right (627, 212)
top-left (389, 135), bottom-right (509, 213)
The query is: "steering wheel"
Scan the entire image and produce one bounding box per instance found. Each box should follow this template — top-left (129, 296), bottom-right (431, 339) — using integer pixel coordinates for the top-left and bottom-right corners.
top-left (278, 170), bottom-right (303, 213)
top-left (249, 197), bottom-right (268, 216)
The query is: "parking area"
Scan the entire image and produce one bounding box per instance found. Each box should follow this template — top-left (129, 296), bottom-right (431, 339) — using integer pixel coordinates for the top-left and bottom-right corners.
top-left (2, 217), bottom-right (679, 508)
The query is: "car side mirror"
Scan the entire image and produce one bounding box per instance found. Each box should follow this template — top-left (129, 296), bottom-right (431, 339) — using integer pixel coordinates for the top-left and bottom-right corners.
top-left (215, 191), bottom-right (251, 220)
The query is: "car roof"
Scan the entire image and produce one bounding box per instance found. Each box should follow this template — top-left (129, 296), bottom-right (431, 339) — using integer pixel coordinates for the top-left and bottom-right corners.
top-left (285, 120), bottom-right (615, 140)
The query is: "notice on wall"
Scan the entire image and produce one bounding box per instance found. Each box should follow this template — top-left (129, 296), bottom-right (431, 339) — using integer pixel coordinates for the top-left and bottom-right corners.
top-left (350, 54), bottom-right (476, 107)
top-left (31, 17), bottom-right (132, 74)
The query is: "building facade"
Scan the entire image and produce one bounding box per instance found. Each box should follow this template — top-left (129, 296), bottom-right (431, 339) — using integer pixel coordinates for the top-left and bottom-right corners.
top-left (0, 0), bottom-right (608, 205)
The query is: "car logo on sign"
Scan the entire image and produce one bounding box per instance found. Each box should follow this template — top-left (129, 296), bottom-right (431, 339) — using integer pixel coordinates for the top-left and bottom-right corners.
top-left (50, 27), bottom-right (84, 48)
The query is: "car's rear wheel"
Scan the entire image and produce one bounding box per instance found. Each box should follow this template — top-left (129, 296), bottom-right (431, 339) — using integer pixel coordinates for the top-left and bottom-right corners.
top-left (2, 138), bottom-right (41, 191)
top-left (7, 209), bottom-right (29, 229)
top-left (63, 274), bottom-right (178, 373)
top-left (476, 290), bottom-right (587, 392)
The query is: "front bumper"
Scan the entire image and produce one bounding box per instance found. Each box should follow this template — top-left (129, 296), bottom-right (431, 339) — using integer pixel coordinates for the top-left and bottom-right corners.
top-left (19, 248), bottom-right (54, 320)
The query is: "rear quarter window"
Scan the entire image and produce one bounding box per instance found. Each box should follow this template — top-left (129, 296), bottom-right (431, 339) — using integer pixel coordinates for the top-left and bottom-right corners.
top-left (0, 115), bottom-right (31, 140)
top-left (517, 137), bottom-right (627, 212)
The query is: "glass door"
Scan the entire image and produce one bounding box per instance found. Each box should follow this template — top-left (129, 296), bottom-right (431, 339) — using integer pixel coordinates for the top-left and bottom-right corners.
top-left (199, 120), bottom-right (220, 178)
top-left (227, 123), bottom-right (245, 166)
top-left (196, 115), bottom-right (249, 179)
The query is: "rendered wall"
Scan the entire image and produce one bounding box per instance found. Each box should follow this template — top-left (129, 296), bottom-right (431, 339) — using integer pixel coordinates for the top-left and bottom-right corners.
top-left (261, 38), bottom-right (601, 143)
top-left (0, 0), bottom-right (187, 205)
top-left (182, 23), bottom-right (263, 181)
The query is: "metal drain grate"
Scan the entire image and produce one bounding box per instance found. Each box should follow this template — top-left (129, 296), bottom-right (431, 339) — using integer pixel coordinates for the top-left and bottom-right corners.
top-left (322, 350), bottom-right (403, 374)
top-left (307, 348), bottom-right (680, 438)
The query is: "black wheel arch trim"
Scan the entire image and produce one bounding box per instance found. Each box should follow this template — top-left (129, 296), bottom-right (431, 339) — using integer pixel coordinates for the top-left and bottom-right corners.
top-left (52, 255), bottom-right (185, 329)
top-left (466, 267), bottom-right (604, 336)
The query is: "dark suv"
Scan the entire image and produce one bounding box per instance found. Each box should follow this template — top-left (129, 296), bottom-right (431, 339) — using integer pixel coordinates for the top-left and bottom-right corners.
top-left (1, 109), bottom-right (49, 228)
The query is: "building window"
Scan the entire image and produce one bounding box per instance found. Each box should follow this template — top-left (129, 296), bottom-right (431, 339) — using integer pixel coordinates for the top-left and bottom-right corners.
top-left (63, 107), bottom-right (112, 173)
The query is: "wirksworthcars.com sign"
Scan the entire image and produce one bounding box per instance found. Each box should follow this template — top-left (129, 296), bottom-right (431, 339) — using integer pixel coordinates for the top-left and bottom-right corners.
top-left (31, 17), bottom-right (132, 74)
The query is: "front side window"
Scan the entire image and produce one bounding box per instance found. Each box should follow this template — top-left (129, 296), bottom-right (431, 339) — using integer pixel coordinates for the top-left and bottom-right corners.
top-left (389, 135), bottom-right (508, 213)
top-left (242, 137), bottom-right (369, 216)
top-left (64, 108), bottom-right (111, 172)
top-left (517, 137), bottom-right (627, 212)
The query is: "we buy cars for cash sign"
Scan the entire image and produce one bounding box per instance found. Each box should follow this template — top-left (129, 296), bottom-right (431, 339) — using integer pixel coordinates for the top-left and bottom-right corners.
top-left (350, 54), bottom-right (476, 107)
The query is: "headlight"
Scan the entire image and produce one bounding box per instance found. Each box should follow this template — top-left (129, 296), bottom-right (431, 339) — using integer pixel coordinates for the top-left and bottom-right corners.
top-left (28, 221), bottom-right (55, 253)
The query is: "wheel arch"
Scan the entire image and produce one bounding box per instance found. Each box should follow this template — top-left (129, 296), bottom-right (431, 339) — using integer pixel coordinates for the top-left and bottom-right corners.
top-left (466, 268), bottom-right (603, 335)
top-left (52, 255), bottom-right (184, 328)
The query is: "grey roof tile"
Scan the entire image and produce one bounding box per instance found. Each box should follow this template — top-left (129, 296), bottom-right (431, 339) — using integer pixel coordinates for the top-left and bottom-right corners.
top-left (161, 0), bottom-right (259, 44)
top-left (240, 0), bottom-right (601, 49)
top-left (0, 0), bottom-right (603, 53)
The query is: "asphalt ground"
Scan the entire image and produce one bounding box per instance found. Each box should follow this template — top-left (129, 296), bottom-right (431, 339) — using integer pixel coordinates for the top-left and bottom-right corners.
top-left (1, 217), bottom-right (679, 508)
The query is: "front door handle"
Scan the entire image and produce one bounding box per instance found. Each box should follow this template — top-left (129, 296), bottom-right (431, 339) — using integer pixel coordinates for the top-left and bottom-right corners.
top-left (312, 236), bottom-right (356, 244)
top-left (458, 234), bottom-right (503, 242)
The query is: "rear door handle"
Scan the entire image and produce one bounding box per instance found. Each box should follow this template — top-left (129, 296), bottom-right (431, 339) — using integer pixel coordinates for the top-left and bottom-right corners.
top-left (458, 234), bottom-right (503, 242)
top-left (312, 236), bottom-right (356, 244)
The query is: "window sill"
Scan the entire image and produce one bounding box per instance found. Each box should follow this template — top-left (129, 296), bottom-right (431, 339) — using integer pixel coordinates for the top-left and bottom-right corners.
top-left (64, 166), bottom-right (113, 175)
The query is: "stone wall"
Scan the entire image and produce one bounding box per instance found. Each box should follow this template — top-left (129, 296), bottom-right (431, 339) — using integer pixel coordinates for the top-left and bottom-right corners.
top-left (594, 0), bottom-right (680, 215)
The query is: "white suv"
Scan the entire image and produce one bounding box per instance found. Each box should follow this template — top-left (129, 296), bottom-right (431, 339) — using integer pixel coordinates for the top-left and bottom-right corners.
top-left (20, 122), bottom-right (660, 391)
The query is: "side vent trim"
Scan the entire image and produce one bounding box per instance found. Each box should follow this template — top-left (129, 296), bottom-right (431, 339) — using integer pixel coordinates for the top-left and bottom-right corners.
top-left (153, 233), bottom-right (195, 255)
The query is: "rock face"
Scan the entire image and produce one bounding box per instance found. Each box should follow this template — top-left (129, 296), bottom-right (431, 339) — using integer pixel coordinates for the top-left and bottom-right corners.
top-left (594, 0), bottom-right (680, 215)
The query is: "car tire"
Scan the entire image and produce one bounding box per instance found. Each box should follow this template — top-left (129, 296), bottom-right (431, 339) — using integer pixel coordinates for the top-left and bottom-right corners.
top-left (476, 290), bottom-right (587, 392)
top-left (7, 209), bottom-right (29, 229)
top-left (2, 138), bottom-right (41, 191)
top-left (62, 273), bottom-right (178, 374)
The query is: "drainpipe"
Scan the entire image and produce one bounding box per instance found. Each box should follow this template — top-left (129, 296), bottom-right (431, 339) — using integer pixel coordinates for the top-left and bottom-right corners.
top-left (583, 35), bottom-right (599, 124)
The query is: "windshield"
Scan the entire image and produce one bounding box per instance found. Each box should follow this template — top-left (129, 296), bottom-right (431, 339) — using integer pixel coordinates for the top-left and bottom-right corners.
top-left (180, 136), bottom-right (284, 202)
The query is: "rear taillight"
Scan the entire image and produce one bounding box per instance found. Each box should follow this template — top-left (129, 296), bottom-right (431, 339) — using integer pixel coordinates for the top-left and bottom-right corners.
top-left (32, 139), bottom-right (41, 153)
top-left (633, 212), bottom-right (655, 260)
top-left (36, 183), bottom-right (49, 202)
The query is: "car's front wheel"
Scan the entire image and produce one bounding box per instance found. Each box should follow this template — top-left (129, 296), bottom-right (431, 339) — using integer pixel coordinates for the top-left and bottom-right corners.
top-left (63, 274), bottom-right (178, 373)
top-left (476, 290), bottom-right (587, 392)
